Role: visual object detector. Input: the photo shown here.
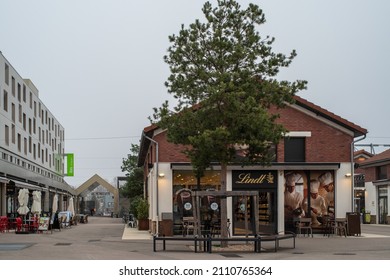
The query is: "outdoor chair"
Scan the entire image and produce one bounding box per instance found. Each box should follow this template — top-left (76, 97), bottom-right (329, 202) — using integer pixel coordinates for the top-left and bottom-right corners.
top-left (15, 217), bottom-right (29, 232)
top-left (333, 218), bottom-right (348, 237)
top-left (0, 216), bottom-right (9, 233)
top-left (128, 214), bottom-right (137, 228)
top-left (295, 217), bottom-right (313, 237)
top-left (182, 217), bottom-right (196, 236)
top-left (70, 215), bottom-right (77, 226)
top-left (210, 219), bottom-right (231, 237)
top-left (29, 217), bottom-right (39, 233)
top-left (210, 220), bottom-right (221, 237)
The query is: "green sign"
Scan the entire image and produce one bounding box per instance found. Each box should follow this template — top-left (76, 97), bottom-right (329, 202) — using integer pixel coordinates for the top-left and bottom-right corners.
top-left (66, 153), bottom-right (74, 176)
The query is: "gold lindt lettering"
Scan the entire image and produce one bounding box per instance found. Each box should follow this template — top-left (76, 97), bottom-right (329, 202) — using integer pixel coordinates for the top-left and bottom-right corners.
top-left (236, 172), bottom-right (274, 184)
top-left (236, 173), bottom-right (264, 184)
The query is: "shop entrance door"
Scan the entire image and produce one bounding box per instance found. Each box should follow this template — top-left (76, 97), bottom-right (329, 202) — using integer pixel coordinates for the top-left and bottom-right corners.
top-left (233, 190), bottom-right (276, 235)
top-left (378, 196), bottom-right (388, 224)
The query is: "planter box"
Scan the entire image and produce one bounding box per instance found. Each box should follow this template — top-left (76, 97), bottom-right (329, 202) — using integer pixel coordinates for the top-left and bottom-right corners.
top-left (138, 219), bottom-right (149, 231)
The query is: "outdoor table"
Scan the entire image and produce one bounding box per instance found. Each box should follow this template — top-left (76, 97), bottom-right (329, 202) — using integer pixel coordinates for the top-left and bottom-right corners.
top-left (26, 219), bottom-right (37, 233)
top-left (8, 217), bottom-right (16, 230)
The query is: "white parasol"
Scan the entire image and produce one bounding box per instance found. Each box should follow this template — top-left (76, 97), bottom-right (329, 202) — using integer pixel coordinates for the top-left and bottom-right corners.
top-left (52, 194), bottom-right (58, 214)
top-left (17, 188), bottom-right (30, 215)
top-left (31, 191), bottom-right (42, 214)
top-left (67, 197), bottom-right (75, 216)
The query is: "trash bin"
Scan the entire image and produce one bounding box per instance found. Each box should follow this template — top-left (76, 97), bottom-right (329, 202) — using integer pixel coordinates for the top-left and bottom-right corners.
top-left (346, 212), bottom-right (361, 236)
top-left (159, 213), bottom-right (173, 236)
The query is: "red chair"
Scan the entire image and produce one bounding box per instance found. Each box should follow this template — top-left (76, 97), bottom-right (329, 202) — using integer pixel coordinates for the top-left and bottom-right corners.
top-left (15, 217), bottom-right (22, 232)
top-left (15, 217), bottom-right (29, 232)
top-left (29, 217), bottom-right (39, 233)
top-left (0, 216), bottom-right (9, 233)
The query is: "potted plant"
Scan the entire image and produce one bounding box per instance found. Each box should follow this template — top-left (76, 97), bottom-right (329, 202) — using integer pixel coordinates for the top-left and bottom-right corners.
top-left (136, 198), bottom-right (149, 230)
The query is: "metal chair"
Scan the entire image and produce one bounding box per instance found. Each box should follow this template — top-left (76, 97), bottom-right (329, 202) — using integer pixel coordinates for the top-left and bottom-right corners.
top-left (128, 214), bottom-right (137, 228)
top-left (322, 215), bottom-right (335, 237)
top-left (182, 217), bottom-right (196, 236)
top-left (295, 217), bottom-right (313, 237)
top-left (334, 218), bottom-right (348, 237)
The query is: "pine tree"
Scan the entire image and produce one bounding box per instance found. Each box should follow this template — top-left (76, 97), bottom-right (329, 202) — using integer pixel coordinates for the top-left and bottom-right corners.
top-left (151, 0), bottom-right (307, 241)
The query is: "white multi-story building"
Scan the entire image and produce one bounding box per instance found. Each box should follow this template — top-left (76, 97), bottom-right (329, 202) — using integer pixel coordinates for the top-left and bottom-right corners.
top-left (0, 52), bottom-right (73, 217)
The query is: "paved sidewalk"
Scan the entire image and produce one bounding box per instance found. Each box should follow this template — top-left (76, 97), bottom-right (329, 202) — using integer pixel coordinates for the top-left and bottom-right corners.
top-left (122, 225), bottom-right (152, 240)
top-left (1, 217), bottom-right (390, 260)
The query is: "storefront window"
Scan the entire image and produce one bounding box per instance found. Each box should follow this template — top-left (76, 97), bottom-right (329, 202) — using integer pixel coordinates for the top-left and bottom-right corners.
top-left (284, 170), bottom-right (335, 231)
top-left (172, 170), bottom-right (220, 235)
top-left (354, 189), bottom-right (365, 213)
top-left (6, 184), bottom-right (17, 216)
top-left (232, 170), bottom-right (277, 235)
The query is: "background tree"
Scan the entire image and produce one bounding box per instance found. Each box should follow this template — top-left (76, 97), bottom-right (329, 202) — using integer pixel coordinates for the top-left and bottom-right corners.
top-left (151, 0), bottom-right (307, 240)
top-left (121, 143), bottom-right (144, 217)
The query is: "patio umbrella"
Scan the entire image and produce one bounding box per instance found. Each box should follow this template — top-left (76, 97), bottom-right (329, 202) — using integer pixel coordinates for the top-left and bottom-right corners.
top-left (31, 191), bottom-right (42, 214)
top-left (52, 194), bottom-right (58, 214)
top-left (67, 197), bottom-right (75, 216)
top-left (17, 188), bottom-right (29, 215)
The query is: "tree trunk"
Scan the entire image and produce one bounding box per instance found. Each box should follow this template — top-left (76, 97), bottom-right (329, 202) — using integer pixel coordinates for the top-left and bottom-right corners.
top-left (220, 163), bottom-right (228, 247)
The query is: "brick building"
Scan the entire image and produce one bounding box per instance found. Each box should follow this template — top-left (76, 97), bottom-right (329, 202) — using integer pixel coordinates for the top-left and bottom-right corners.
top-left (138, 95), bottom-right (367, 235)
top-left (358, 149), bottom-right (390, 224)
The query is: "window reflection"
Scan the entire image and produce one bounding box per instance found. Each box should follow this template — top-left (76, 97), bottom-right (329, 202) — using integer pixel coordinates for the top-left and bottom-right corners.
top-left (172, 170), bottom-right (220, 235)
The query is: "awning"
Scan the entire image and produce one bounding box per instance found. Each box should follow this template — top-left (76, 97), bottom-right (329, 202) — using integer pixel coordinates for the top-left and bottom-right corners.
top-left (373, 179), bottom-right (390, 186)
top-left (0, 176), bottom-right (9, 184)
top-left (10, 180), bottom-right (41, 191)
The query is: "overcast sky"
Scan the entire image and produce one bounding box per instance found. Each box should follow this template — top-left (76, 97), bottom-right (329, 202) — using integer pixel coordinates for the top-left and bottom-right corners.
top-left (1, 0), bottom-right (389, 187)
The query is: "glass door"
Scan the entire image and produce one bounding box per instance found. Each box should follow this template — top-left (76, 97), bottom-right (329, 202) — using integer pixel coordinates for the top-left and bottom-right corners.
top-left (378, 197), bottom-right (388, 224)
top-left (378, 186), bottom-right (388, 225)
top-left (258, 191), bottom-right (276, 234)
top-left (232, 190), bottom-right (276, 235)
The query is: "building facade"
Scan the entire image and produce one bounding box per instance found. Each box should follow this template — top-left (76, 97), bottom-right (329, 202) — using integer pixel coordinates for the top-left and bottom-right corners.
top-left (358, 149), bottom-right (390, 224)
top-left (0, 52), bottom-right (73, 218)
top-left (138, 96), bottom-right (367, 236)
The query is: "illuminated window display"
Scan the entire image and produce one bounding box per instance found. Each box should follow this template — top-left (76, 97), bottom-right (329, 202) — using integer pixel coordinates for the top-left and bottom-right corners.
top-left (172, 170), bottom-right (220, 235)
top-left (284, 170), bottom-right (335, 231)
top-left (232, 170), bottom-right (277, 235)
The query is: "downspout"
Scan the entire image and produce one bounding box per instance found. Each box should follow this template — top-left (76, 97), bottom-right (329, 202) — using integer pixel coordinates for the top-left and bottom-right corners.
top-left (351, 134), bottom-right (366, 211)
top-left (142, 132), bottom-right (159, 235)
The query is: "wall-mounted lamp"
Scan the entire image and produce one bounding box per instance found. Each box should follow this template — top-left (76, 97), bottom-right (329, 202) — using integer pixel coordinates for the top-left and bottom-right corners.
top-left (158, 173), bottom-right (165, 178)
top-left (345, 173), bottom-right (352, 177)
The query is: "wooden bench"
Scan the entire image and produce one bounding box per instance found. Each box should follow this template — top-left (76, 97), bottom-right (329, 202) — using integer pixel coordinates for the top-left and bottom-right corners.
top-left (153, 232), bottom-right (295, 253)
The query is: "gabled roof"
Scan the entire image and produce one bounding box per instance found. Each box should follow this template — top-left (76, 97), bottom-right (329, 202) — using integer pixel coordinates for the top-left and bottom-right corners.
top-left (75, 174), bottom-right (117, 196)
top-left (358, 149), bottom-right (390, 167)
top-left (138, 124), bottom-right (158, 167)
top-left (293, 95), bottom-right (367, 137)
top-left (354, 149), bottom-right (374, 161)
top-left (138, 95), bottom-right (368, 165)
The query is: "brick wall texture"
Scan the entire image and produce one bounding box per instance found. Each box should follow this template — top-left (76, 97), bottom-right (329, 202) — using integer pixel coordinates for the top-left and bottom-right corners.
top-left (148, 104), bottom-right (354, 165)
